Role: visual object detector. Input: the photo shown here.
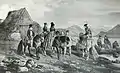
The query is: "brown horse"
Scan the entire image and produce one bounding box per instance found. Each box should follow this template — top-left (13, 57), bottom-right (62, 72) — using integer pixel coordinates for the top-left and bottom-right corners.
top-left (17, 33), bottom-right (44, 58)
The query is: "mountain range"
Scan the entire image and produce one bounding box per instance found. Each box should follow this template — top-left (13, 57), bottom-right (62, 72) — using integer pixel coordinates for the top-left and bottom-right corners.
top-left (96, 24), bottom-right (120, 38)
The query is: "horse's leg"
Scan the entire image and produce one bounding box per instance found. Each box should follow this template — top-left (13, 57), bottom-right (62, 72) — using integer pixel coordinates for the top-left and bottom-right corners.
top-left (86, 50), bottom-right (89, 60)
top-left (56, 47), bottom-right (60, 60)
top-left (36, 47), bottom-right (40, 60)
top-left (28, 45), bottom-right (32, 56)
top-left (86, 43), bottom-right (91, 60)
top-left (82, 49), bottom-right (85, 57)
top-left (68, 46), bottom-right (71, 56)
top-left (44, 47), bottom-right (47, 56)
top-left (86, 40), bottom-right (92, 60)
top-left (52, 47), bottom-right (56, 54)
top-left (64, 47), bottom-right (67, 56)
top-left (23, 44), bottom-right (27, 55)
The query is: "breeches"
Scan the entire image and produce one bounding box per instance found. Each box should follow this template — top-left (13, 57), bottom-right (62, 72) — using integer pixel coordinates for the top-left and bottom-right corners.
top-left (28, 39), bottom-right (33, 47)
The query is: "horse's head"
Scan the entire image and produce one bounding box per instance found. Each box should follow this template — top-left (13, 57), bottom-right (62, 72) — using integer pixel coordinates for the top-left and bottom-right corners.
top-left (39, 33), bottom-right (44, 42)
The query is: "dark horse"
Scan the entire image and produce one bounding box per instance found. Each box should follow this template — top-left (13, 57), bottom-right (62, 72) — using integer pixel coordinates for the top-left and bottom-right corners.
top-left (52, 34), bottom-right (71, 60)
top-left (17, 33), bottom-right (44, 58)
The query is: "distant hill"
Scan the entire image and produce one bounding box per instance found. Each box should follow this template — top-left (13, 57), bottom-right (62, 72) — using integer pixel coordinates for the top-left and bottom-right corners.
top-left (56, 25), bottom-right (83, 37)
top-left (106, 24), bottom-right (120, 38)
top-left (67, 25), bottom-right (84, 37)
top-left (92, 28), bottom-right (108, 36)
top-left (95, 31), bottom-right (106, 37)
top-left (96, 24), bottom-right (120, 38)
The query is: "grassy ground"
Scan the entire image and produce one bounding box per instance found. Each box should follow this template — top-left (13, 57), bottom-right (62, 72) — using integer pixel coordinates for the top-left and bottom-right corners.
top-left (0, 49), bottom-right (115, 73)
top-left (0, 40), bottom-right (120, 73)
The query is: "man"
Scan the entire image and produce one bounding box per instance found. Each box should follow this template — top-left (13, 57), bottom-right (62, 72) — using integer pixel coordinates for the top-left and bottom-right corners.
top-left (84, 23), bottom-right (92, 60)
top-left (104, 35), bottom-right (111, 49)
top-left (27, 24), bottom-right (35, 56)
top-left (52, 31), bottom-right (61, 60)
top-left (43, 23), bottom-right (48, 39)
top-left (62, 30), bottom-right (71, 56)
top-left (113, 41), bottom-right (119, 50)
top-left (43, 23), bottom-right (48, 32)
top-left (97, 35), bottom-right (102, 48)
top-left (50, 22), bottom-right (55, 32)
top-left (50, 22), bottom-right (56, 46)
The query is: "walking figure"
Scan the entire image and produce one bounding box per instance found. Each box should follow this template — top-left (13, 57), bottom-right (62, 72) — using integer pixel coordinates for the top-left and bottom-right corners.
top-left (50, 22), bottom-right (56, 46)
top-left (64, 30), bottom-right (71, 56)
top-left (27, 24), bottom-right (35, 56)
top-left (104, 35), bottom-right (111, 49)
top-left (52, 31), bottom-right (61, 60)
top-left (97, 35), bottom-right (102, 48)
top-left (84, 23), bottom-right (92, 60)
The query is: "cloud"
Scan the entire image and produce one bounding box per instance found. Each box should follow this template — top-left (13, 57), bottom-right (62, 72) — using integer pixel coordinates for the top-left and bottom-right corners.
top-left (0, 0), bottom-right (51, 20)
top-left (0, 0), bottom-right (120, 29)
top-left (0, 4), bottom-right (15, 19)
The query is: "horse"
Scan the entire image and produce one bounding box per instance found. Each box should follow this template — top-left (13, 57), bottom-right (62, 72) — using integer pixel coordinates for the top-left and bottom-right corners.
top-left (76, 33), bottom-right (86, 57)
top-left (76, 32), bottom-right (94, 60)
top-left (33, 34), bottom-right (44, 59)
top-left (17, 33), bottom-right (44, 58)
top-left (42, 31), bottom-right (55, 56)
top-left (52, 34), bottom-right (71, 60)
top-left (59, 35), bottom-right (71, 55)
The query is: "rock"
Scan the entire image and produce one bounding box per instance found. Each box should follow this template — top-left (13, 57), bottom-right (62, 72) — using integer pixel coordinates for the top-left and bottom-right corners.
top-left (25, 59), bottom-right (35, 69)
top-left (18, 67), bottom-right (28, 72)
top-left (0, 62), bottom-right (5, 66)
top-left (63, 61), bottom-right (69, 64)
top-left (76, 66), bottom-right (80, 69)
top-left (5, 71), bottom-right (11, 73)
top-left (18, 60), bottom-right (26, 67)
top-left (70, 64), bottom-right (76, 67)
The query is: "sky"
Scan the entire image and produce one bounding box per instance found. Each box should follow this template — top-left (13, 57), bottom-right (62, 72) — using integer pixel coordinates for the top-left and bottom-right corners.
top-left (0, 0), bottom-right (120, 29)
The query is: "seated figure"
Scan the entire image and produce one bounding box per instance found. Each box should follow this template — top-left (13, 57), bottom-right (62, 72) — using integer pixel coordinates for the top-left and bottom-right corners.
top-left (113, 41), bottom-right (120, 50)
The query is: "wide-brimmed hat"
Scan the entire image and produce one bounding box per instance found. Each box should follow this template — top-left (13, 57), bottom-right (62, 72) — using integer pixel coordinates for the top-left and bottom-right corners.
top-left (66, 30), bottom-right (69, 32)
top-left (44, 23), bottom-right (47, 25)
top-left (84, 23), bottom-right (88, 26)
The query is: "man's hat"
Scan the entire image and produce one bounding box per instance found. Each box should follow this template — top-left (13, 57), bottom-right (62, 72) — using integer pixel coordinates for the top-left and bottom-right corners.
top-left (29, 24), bottom-right (33, 27)
top-left (99, 35), bottom-right (102, 37)
top-left (44, 23), bottom-right (47, 25)
top-left (66, 30), bottom-right (69, 32)
top-left (55, 31), bottom-right (60, 34)
top-left (51, 22), bottom-right (55, 26)
top-left (84, 23), bottom-right (88, 26)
